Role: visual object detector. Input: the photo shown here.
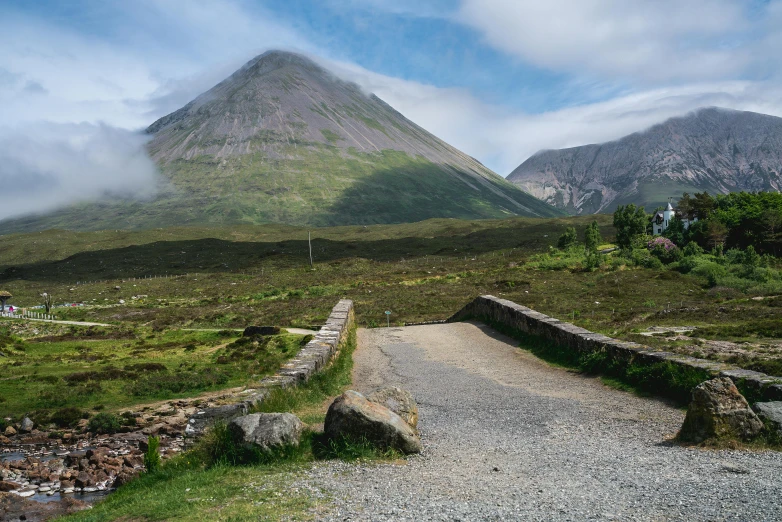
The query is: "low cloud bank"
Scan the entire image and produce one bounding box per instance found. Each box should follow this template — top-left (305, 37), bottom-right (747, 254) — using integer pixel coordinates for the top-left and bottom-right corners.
top-left (0, 123), bottom-right (159, 222)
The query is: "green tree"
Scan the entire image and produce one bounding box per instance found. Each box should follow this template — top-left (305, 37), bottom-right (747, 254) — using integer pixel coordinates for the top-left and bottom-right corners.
top-left (762, 208), bottom-right (782, 256)
top-left (613, 204), bottom-right (647, 249)
top-left (691, 192), bottom-right (716, 220)
top-left (706, 219), bottom-right (728, 250)
top-left (662, 215), bottom-right (686, 246)
top-left (584, 221), bottom-right (601, 253)
top-left (677, 192), bottom-right (695, 220)
top-left (557, 226), bottom-right (578, 249)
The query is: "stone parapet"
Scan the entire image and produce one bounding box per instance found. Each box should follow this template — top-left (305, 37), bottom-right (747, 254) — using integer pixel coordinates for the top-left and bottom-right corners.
top-left (449, 295), bottom-right (782, 402)
top-left (185, 299), bottom-right (355, 439)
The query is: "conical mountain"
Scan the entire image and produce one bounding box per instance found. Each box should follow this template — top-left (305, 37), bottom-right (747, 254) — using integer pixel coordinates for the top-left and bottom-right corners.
top-left (0, 51), bottom-right (559, 233)
top-left (508, 107), bottom-right (782, 214)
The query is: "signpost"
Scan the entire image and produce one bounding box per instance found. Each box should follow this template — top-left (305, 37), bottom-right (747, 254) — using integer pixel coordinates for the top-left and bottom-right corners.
top-left (385, 310), bottom-right (391, 327)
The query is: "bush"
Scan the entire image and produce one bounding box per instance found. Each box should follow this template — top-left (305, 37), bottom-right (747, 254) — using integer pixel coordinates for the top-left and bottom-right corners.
top-left (49, 407), bottom-right (88, 428)
top-left (127, 368), bottom-right (229, 397)
top-left (144, 436), bottom-right (161, 473)
top-left (691, 261), bottom-right (727, 287)
top-left (87, 412), bottom-right (122, 434)
top-left (630, 249), bottom-right (663, 269)
top-left (647, 237), bottom-right (681, 264)
top-left (682, 242), bottom-right (705, 257)
top-left (557, 227), bottom-right (578, 249)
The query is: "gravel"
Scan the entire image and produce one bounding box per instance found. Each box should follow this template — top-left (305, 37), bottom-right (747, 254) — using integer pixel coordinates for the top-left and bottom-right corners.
top-left (293, 321), bottom-right (782, 521)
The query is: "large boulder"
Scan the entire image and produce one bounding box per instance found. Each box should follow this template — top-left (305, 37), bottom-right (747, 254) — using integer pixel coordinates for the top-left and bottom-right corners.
top-left (325, 390), bottom-right (421, 454)
top-left (678, 377), bottom-right (764, 443)
top-left (753, 401), bottom-right (782, 439)
top-left (367, 386), bottom-right (419, 429)
top-left (228, 413), bottom-right (304, 452)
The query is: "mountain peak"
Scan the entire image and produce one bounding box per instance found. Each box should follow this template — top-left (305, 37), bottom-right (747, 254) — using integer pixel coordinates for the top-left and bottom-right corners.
top-left (508, 107), bottom-right (782, 214)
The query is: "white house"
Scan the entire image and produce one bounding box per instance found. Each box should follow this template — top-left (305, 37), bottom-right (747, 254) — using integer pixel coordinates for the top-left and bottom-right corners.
top-left (652, 201), bottom-right (697, 235)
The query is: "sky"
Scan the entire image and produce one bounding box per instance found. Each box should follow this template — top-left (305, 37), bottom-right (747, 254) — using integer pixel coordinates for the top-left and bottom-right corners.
top-left (2, 0), bottom-right (782, 220)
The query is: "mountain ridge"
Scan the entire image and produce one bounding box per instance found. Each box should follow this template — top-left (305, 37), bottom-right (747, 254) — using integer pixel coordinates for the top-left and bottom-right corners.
top-left (508, 107), bottom-right (782, 214)
top-left (0, 50), bottom-right (560, 234)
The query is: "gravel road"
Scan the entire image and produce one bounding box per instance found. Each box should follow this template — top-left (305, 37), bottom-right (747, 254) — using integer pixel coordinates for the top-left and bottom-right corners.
top-left (296, 321), bottom-right (782, 521)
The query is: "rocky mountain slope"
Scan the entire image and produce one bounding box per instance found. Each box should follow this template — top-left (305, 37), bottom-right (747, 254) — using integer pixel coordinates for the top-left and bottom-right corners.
top-left (0, 51), bottom-right (559, 233)
top-left (508, 108), bottom-right (782, 214)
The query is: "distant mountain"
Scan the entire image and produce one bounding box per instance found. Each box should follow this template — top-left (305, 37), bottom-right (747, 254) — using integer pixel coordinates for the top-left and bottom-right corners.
top-left (507, 107), bottom-right (782, 214)
top-left (0, 51), bottom-right (559, 233)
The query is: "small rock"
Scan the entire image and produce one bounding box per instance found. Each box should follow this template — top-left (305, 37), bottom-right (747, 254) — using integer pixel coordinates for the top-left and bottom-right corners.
top-left (19, 417), bottom-right (34, 433)
top-left (228, 413), bottom-right (304, 452)
top-left (678, 377), bottom-right (764, 443)
top-left (0, 481), bottom-right (20, 492)
top-left (367, 386), bottom-right (419, 429)
top-left (325, 390), bottom-right (421, 454)
top-left (3, 426), bottom-right (15, 436)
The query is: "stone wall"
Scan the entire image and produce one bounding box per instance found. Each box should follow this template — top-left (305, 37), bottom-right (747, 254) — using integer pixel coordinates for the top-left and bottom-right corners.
top-left (185, 299), bottom-right (355, 438)
top-left (449, 295), bottom-right (782, 402)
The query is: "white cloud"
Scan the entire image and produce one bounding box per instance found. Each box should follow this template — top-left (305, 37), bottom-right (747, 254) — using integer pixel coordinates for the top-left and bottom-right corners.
top-left (320, 56), bottom-right (782, 174)
top-left (0, 123), bottom-right (160, 221)
top-left (457, 0), bottom-right (765, 83)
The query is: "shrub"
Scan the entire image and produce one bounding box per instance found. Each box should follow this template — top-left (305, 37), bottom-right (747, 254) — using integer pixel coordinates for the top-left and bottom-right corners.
top-left (630, 249), bottom-right (663, 269)
top-left (144, 436), bottom-right (161, 473)
top-left (127, 368), bottom-right (229, 397)
top-left (87, 412), bottom-right (122, 434)
top-left (557, 227), bottom-right (578, 249)
top-left (682, 242), bottom-right (705, 257)
top-left (49, 407), bottom-right (87, 428)
top-left (647, 237), bottom-right (681, 264)
top-left (691, 261), bottom-right (727, 287)
top-left (124, 362), bottom-right (168, 373)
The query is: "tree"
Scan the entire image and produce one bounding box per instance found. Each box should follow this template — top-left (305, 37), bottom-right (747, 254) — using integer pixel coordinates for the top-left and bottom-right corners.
top-left (41, 292), bottom-right (53, 314)
top-left (762, 208), bottom-right (782, 256)
top-left (677, 192), bottom-right (695, 220)
top-left (705, 220), bottom-right (728, 251)
top-left (613, 204), bottom-right (647, 249)
top-left (557, 226), bottom-right (578, 249)
top-left (691, 192), bottom-right (716, 220)
top-left (662, 215), bottom-right (686, 246)
top-left (584, 221), bottom-right (601, 253)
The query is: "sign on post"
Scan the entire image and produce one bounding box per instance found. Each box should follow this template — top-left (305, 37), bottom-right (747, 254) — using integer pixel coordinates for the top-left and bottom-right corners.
top-left (385, 310), bottom-right (391, 328)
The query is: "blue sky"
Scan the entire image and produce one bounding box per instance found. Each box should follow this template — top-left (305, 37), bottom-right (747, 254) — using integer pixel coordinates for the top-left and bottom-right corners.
top-left (2, 0), bottom-right (782, 219)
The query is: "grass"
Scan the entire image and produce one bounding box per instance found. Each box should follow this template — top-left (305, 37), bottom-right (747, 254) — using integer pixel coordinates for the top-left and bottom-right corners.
top-left (62, 324), bottom-right (403, 521)
top-left (2, 216), bottom-right (782, 419)
top-left (0, 324), bottom-right (307, 424)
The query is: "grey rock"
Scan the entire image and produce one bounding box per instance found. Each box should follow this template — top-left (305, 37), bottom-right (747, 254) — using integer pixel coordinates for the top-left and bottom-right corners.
top-left (679, 377), bottom-right (764, 443)
top-left (228, 413), bottom-right (304, 452)
top-left (19, 417), bottom-right (34, 433)
top-left (367, 386), bottom-right (419, 429)
top-left (325, 390), bottom-right (421, 454)
top-left (754, 401), bottom-right (782, 437)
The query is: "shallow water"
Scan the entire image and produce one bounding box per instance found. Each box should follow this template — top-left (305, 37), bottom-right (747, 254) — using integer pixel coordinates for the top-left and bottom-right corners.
top-left (31, 489), bottom-right (111, 504)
